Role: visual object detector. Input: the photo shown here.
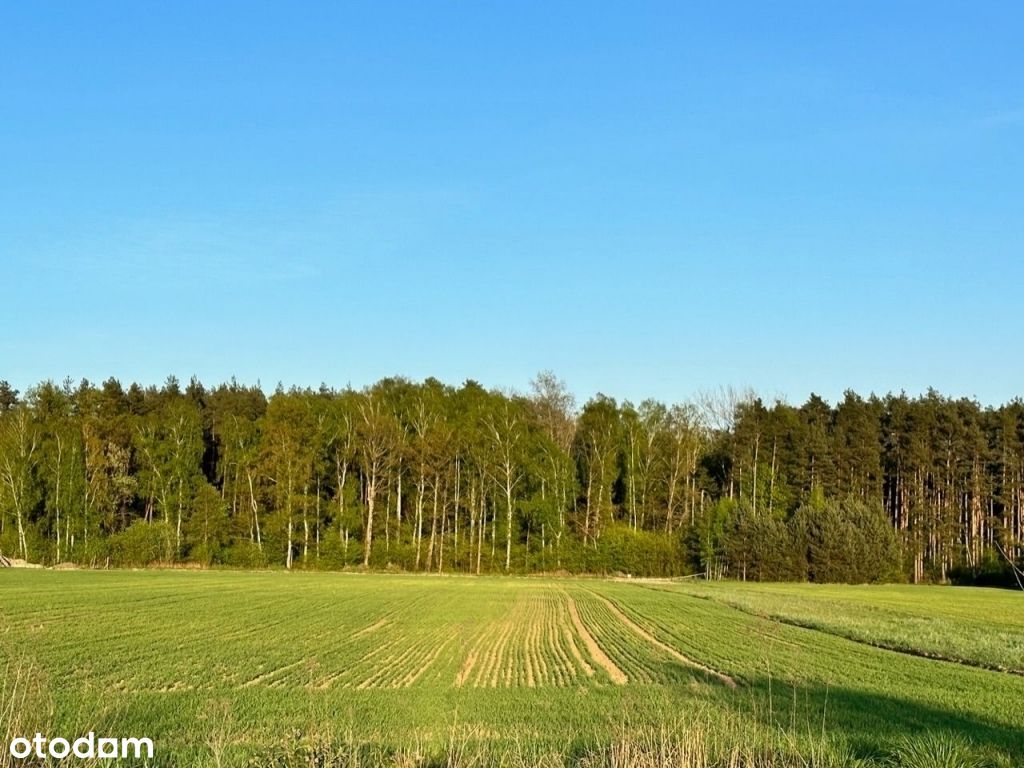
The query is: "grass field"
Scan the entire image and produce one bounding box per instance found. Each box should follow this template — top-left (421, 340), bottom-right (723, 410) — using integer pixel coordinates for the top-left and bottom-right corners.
top-left (1, 571), bottom-right (1022, 767)
top-left (667, 580), bottom-right (1024, 674)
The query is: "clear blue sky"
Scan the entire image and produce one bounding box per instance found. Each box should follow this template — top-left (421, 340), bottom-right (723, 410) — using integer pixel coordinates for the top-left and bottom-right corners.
top-left (2, 2), bottom-right (1021, 407)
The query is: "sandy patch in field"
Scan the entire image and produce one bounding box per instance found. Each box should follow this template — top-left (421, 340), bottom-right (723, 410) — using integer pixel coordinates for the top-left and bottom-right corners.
top-left (354, 618), bottom-right (390, 637)
top-left (241, 659), bottom-right (304, 688)
top-left (565, 595), bottom-right (627, 684)
top-left (562, 624), bottom-right (595, 677)
top-left (455, 647), bottom-right (479, 687)
top-left (397, 636), bottom-right (452, 687)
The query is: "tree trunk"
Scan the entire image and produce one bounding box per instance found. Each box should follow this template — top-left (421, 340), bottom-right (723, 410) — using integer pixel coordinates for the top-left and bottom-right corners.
top-left (363, 475), bottom-right (377, 567)
top-left (504, 482), bottom-right (513, 572)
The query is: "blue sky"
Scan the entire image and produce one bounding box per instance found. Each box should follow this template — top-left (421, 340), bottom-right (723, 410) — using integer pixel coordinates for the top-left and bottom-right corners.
top-left (2, 2), bottom-right (1021, 406)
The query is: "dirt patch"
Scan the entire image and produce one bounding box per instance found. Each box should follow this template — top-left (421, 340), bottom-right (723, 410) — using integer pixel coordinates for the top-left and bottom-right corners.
top-left (397, 636), bottom-right (452, 687)
top-left (564, 594), bottom-right (627, 684)
top-left (358, 642), bottom-right (421, 689)
top-left (521, 615), bottom-right (538, 687)
top-left (354, 618), bottom-right (389, 637)
top-left (2, 558), bottom-right (43, 569)
top-left (480, 620), bottom-right (515, 687)
top-left (310, 669), bottom-right (346, 690)
top-left (456, 647), bottom-right (479, 687)
top-left (562, 624), bottom-right (595, 677)
top-left (241, 660), bottom-right (304, 688)
top-left (158, 680), bottom-right (194, 692)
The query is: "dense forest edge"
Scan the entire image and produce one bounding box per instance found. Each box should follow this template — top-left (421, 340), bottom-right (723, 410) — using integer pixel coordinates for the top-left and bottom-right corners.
top-left (0, 373), bottom-right (1022, 585)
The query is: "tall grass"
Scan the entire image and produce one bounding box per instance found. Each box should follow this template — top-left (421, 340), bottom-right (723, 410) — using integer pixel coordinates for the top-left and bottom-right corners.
top-left (1, 657), bottom-right (49, 768)
top-left (234, 718), bottom-right (1006, 768)
top-left (0, 656), bottom-right (153, 768)
top-left (0, 672), bottom-right (1006, 768)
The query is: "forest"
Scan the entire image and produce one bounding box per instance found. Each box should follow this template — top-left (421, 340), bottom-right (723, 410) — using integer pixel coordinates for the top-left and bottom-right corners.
top-left (0, 373), bottom-right (1022, 584)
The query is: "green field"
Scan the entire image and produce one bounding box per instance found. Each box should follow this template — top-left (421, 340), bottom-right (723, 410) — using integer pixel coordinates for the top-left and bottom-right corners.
top-left (1, 572), bottom-right (1022, 767)
top-left (668, 580), bottom-right (1024, 674)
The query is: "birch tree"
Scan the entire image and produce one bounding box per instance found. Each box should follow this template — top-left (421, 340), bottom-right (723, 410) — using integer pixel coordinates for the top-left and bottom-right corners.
top-left (529, 372), bottom-right (576, 563)
top-left (0, 405), bottom-right (40, 560)
top-left (574, 395), bottom-right (621, 546)
top-left (263, 390), bottom-right (315, 569)
top-left (484, 399), bottom-right (527, 572)
top-left (357, 392), bottom-right (398, 567)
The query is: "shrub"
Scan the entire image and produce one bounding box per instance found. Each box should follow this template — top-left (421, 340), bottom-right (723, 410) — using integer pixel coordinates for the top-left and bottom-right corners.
top-left (219, 540), bottom-right (272, 569)
top-left (791, 498), bottom-right (901, 583)
top-left (107, 520), bottom-right (175, 566)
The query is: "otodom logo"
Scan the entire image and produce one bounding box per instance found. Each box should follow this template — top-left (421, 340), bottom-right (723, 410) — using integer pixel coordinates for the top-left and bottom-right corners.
top-left (8, 733), bottom-right (154, 761)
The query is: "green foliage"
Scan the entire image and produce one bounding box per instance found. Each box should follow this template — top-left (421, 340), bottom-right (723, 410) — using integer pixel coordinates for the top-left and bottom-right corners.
top-left (887, 733), bottom-right (987, 768)
top-left (682, 497), bottom-right (731, 577)
top-left (723, 503), bottom-right (804, 582)
top-left (791, 498), bottom-right (901, 583)
top-left (107, 520), bottom-right (174, 566)
top-left (590, 524), bottom-right (686, 576)
top-left (219, 540), bottom-right (272, 568)
top-left (1, 375), bottom-right (1022, 583)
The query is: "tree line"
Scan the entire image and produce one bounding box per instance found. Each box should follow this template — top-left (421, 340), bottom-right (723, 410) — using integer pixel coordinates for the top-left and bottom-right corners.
top-left (0, 375), bottom-right (1021, 583)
